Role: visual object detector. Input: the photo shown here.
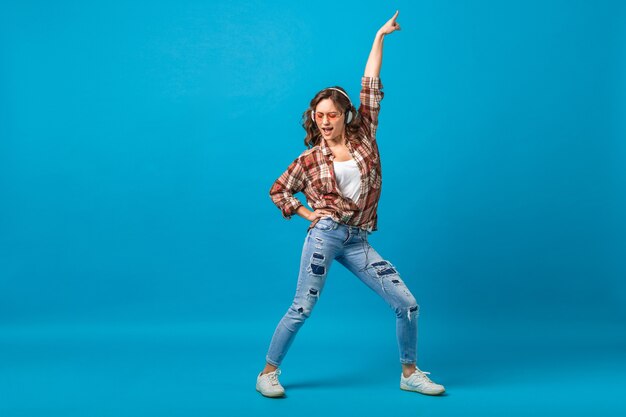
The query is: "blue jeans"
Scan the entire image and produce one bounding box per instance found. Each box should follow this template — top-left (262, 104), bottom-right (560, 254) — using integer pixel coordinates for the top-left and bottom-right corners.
top-left (265, 217), bottom-right (419, 366)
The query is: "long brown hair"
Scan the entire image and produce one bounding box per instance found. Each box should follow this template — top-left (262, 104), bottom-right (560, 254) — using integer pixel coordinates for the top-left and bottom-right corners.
top-left (301, 86), bottom-right (370, 149)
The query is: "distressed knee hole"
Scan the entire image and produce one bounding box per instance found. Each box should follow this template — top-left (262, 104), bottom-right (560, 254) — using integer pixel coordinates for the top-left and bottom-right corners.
top-left (294, 302), bottom-right (314, 318)
top-left (307, 288), bottom-right (320, 301)
top-left (371, 260), bottom-right (397, 277)
top-left (311, 264), bottom-right (325, 275)
top-left (396, 304), bottom-right (419, 320)
top-left (309, 252), bottom-right (326, 276)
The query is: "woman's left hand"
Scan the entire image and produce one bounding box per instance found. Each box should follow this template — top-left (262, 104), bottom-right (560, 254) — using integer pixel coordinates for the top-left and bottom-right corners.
top-left (378, 10), bottom-right (401, 35)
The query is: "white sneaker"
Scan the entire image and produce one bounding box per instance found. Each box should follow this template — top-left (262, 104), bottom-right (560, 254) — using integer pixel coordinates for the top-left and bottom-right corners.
top-left (256, 369), bottom-right (285, 398)
top-left (400, 368), bottom-right (445, 395)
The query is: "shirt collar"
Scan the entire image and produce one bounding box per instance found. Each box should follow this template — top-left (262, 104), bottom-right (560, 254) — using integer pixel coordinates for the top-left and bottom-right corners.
top-left (320, 137), bottom-right (333, 157)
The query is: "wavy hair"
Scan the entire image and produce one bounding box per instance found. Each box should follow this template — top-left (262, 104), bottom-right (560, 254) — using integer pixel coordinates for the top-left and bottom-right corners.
top-left (301, 86), bottom-right (370, 149)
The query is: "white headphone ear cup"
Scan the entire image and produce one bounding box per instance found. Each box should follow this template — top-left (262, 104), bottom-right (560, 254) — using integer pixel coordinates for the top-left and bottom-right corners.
top-left (311, 110), bottom-right (315, 122)
top-left (346, 108), bottom-right (353, 124)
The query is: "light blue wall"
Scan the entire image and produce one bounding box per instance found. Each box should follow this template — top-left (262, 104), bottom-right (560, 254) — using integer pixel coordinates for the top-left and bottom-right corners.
top-left (1, 0), bottom-right (624, 326)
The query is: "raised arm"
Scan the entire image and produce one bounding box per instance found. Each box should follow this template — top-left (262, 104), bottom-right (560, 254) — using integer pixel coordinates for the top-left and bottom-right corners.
top-left (364, 10), bottom-right (401, 77)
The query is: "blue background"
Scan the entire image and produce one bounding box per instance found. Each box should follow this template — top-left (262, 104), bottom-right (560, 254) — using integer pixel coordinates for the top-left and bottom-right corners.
top-left (1, 0), bottom-right (625, 416)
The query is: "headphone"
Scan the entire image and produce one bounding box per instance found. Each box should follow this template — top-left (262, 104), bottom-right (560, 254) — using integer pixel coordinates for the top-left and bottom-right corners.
top-left (311, 87), bottom-right (355, 124)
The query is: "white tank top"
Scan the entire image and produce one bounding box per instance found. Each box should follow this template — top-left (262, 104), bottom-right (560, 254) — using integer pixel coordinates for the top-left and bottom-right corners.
top-left (333, 158), bottom-right (361, 202)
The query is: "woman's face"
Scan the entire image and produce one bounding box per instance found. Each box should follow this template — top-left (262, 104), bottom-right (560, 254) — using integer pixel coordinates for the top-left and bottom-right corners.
top-left (314, 98), bottom-right (345, 142)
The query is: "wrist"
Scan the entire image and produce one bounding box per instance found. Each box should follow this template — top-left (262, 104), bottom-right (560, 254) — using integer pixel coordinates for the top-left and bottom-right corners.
top-left (298, 206), bottom-right (313, 221)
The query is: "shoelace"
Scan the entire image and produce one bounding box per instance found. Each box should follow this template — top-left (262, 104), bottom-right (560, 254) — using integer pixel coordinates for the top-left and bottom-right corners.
top-left (407, 369), bottom-right (434, 384)
top-left (268, 369), bottom-right (281, 386)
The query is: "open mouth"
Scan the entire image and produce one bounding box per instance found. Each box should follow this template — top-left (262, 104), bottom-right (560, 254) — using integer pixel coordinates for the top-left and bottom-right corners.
top-left (321, 127), bottom-right (333, 135)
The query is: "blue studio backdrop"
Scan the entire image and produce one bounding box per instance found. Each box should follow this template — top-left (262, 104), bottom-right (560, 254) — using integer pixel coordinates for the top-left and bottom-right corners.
top-left (1, 1), bottom-right (625, 416)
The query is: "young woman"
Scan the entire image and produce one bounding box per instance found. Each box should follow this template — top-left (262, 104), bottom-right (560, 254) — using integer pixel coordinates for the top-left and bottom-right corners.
top-left (257, 11), bottom-right (445, 398)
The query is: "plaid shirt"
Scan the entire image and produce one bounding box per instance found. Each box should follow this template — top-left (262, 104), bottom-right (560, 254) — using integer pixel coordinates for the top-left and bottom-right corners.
top-left (270, 76), bottom-right (384, 232)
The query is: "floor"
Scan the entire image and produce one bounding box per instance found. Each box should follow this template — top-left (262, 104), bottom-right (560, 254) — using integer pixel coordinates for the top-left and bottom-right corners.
top-left (1, 318), bottom-right (624, 417)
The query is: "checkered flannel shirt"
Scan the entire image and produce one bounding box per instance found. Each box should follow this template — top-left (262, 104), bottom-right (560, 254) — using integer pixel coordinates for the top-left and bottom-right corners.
top-left (269, 76), bottom-right (384, 232)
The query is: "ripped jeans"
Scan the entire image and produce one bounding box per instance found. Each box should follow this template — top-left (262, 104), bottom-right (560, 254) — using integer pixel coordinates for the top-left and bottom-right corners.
top-left (265, 217), bottom-right (419, 366)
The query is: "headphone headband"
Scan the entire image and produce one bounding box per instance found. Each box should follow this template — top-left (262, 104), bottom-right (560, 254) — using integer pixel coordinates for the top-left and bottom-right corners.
top-left (310, 87), bottom-right (355, 124)
top-left (325, 87), bottom-right (353, 107)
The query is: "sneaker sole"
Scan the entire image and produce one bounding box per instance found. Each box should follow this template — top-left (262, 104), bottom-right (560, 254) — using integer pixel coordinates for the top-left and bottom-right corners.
top-left (400, 384), bottom-right (445, 396)
top-left (256, 386), bottom-right (285, 398)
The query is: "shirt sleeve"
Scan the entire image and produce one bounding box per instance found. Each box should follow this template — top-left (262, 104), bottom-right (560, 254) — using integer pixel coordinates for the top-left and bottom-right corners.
top-left (358, 76), bottom-right (384, 140)
top-left (269, 156), bottom-right (306, 220)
